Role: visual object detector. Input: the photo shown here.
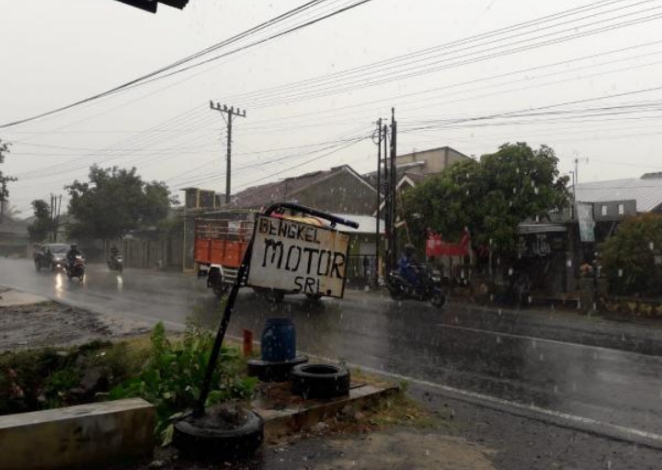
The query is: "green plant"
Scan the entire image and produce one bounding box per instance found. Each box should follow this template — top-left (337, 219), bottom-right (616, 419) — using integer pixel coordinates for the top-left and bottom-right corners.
top-left (109, 322), bottom-right (257, 442)
top-left (405, 142), bottom-right (569, 256)
top-left (44, 368), bottom-right (80, 408)
top-left (601, 213), bottom-right (662, 297)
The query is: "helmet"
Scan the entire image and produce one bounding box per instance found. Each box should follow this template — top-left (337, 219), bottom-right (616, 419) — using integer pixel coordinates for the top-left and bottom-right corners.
top-left (71, 243), bottom-right (78, 249)
top-left (404, 244), bottom-right (415, 256)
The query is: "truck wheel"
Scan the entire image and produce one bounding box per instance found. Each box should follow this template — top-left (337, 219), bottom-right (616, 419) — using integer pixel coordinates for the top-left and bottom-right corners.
top-left (208, 270), bottom-right (228, 298)
top-left (212, 283), bottom-right (229, 298)
top-left (305, 293), bottom-right (323, 302)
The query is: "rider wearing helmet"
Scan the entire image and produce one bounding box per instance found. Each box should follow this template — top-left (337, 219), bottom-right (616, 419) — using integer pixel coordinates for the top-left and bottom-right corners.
top-left (398, 244), bottom-right (420, 289)
top-left (66, 243), bottom-right (81, 271)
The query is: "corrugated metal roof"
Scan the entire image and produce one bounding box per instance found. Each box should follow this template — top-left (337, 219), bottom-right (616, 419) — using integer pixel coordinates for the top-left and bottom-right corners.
top-left (518, 223), bottom-right (567, 234)
top-left (575, 177), bottom-right (662, 212)
top-left (332, 213), bottom-right (384, 235)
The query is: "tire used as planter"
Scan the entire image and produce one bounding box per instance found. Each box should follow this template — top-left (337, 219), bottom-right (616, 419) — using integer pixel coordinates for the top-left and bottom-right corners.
top-left (247, 355), bottom-right (308, 383)
top-left (290, 363), bottom-right (351, 399)
top-left (173, 407), bottom-right (264, 463)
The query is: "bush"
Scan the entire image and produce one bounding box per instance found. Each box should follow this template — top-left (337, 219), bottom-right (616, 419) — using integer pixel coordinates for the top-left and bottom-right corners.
top-left (602, 214), bottom-right (662, 297)
top-left (0, 322), bottom-right (255, 445)
top-left (0, 342), bottom-right (115, 414)
top-left (109, 322), bottom-right (256, 442)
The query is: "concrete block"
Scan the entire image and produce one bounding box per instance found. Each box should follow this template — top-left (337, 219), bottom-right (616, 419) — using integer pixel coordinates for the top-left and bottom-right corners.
top-left (0, 398), bottom-right (155, 470)
top-left (254, 384), bottom-right (398, 440)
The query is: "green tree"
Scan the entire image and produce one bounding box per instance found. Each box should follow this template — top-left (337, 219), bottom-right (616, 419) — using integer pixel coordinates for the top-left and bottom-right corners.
top-left (27, 199), bottom-right (54, 242)
top-left (65, 165), bottom-right (175, 241)
top-left (405, 142), bottom-right (570, 255)
top-left (0, 138), bottom-right (17, 220)
top-left (601, 213), bottom-right (662, 297)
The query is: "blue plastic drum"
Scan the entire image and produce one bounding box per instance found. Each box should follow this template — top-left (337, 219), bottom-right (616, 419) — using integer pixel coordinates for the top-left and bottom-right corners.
top-left (261, 318), bottom-right (296, 362)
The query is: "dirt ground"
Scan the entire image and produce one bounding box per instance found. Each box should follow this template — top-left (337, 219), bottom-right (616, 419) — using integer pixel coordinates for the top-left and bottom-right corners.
top-left (0, 288), bottom-right (149, 351)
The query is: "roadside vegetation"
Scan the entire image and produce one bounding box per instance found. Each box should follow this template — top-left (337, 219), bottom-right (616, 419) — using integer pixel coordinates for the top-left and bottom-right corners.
top-left (0, 321), bottom-right (256, 444)
top-left (601, 213), bottom-right (662, 297)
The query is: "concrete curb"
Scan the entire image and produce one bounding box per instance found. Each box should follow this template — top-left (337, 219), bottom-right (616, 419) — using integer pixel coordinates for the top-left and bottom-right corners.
top-left (0, 398), bottom-right (155, 470)
top-left (414, 381), bottom-right (662, 451)
top-left (254, 384), bottom-right (399, 441)
top-left (334, 362), bottom-right (662, 452)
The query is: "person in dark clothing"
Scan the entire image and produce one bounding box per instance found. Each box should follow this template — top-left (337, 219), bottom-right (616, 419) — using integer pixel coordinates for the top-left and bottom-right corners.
top-left (109, 244), bottom-right (120, 260)
top-left (398, 244), bottom-right (420, 288)
top-left (66, 243), bottom-right (81, 270)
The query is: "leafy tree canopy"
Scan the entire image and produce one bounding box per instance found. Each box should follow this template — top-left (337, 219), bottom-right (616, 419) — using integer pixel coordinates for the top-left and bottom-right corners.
top-left (66, 165), bottom-right (176, 241)
top-left (404, 142), bottom-right (570, 255)
top-left (0, 138), bottom-right (17, 211)
top-left (601, 213), bottom-right (662, 297)
top-left (27, 199), bottom-right (54, 243)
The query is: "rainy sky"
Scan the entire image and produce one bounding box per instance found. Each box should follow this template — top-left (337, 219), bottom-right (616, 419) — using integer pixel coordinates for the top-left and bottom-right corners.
top-left (2, 0), bottom-right (662, 216)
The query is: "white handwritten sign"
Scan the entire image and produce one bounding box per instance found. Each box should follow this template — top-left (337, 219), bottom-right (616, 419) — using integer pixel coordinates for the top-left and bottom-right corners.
top-left (247, 215), bottom-right (351, 298)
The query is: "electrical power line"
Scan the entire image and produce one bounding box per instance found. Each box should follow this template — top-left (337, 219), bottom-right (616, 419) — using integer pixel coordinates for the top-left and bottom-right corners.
top-left (220, 0), bottom-right (656, 107)
top-left (0, 0), bottom-right (376, 129)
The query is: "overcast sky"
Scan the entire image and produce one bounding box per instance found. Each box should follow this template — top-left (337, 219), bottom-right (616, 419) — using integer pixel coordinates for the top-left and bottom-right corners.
top-left (2, 0), bottom-right (662, 217)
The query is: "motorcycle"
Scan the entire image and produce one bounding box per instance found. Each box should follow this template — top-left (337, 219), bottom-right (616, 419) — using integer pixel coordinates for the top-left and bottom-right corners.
top-left (66, 255), bottom-right (85, 281)
top-left (386, 264), bottom-right (446, 308)
top-left (107, 254), bottom-right (123, 273)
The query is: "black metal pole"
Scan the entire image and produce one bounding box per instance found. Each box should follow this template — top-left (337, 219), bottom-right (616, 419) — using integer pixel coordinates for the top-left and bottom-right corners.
top-left (263, 202), bottom-right (359, 229)
top-left (194, 234), bottom-right (255, 416)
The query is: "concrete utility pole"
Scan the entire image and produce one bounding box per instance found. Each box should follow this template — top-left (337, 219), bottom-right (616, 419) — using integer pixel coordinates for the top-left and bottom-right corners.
top-left (373, 119), bottom-right (383, 288)
top-left (210, 102), bottom-right (246, 205)
top-left (382, 123), bottom-right (391, 273)
top-left (389, 108), bottom-right (398, 272)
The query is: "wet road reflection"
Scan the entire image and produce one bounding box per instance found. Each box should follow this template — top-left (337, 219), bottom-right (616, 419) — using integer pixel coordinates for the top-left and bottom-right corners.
top-left (2, 258), bottom-right (662, 435)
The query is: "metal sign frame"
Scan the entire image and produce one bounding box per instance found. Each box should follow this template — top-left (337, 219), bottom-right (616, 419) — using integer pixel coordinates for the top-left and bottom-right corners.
top-left (194, 203), bottom-right (358, 416)
top-left (246, 215), bottom-right (351, 299)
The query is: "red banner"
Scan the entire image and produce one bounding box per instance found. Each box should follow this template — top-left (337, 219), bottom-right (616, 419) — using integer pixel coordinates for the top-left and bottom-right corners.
top-left (426, 228), bottom-right (471, 258)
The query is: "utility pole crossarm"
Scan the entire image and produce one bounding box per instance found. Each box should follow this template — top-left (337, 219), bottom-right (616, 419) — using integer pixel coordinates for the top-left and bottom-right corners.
top-left (209, 101), bottom-right (247, 205)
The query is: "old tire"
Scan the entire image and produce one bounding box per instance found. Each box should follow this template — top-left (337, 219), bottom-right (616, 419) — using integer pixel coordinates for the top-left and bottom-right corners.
top-left (173, 409), bottom-right (263, 463)
top-left (247, 356), bottom-right (308, 382)
top-left (290, 363), bottom-right (350, 399)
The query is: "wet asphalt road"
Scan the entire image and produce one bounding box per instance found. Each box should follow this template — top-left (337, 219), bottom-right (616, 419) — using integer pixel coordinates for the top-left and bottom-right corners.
top-left (2, 258), bottom-right (662, 438)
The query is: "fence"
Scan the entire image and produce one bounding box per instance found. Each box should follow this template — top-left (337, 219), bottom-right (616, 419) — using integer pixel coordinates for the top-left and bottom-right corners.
top-left (346, 255), bottom-right (377, 286)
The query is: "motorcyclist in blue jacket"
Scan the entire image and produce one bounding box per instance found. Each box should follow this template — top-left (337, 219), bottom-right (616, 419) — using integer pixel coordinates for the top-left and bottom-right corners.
top-left (398, 244), bottom-right (420, 289)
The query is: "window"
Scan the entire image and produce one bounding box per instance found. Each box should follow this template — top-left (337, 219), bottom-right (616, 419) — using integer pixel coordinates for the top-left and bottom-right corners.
top-left (601, 205), bottom-right (608, 216)
top-left (618, 204), bottom-right (624, 215)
